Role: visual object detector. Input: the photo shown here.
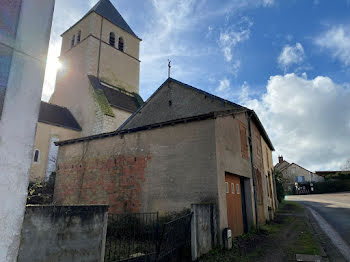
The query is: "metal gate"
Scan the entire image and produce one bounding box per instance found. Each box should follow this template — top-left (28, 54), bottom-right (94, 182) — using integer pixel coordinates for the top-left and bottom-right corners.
top-left (104, 212), bottom-right (159, 261)
top-left (156, 212), bottom-right (192, 261)
top-left (104, 212), bottom-right (192, 262)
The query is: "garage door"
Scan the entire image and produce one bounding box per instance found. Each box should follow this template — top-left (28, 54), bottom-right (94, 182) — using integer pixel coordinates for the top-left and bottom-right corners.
top-left (225, 173), bottom-right (244, 237)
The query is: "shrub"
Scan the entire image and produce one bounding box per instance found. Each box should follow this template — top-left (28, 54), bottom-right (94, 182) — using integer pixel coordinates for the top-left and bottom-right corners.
top-left (312, 179), bottom-right (350, 194)
top-left (274, 170), bottom-right (285, 202)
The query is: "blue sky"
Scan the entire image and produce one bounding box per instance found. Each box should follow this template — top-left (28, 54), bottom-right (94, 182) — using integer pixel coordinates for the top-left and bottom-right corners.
top-left (43, 0), bottom-right (350, 171)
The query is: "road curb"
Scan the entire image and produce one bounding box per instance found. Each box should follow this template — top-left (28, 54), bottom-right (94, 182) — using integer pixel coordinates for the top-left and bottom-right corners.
top-left (304, 208), bottom-right (329, 261)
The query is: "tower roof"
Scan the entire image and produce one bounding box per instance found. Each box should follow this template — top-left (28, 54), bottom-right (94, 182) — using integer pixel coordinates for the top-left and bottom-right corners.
top-left (62, 0), bottom-right (139, 39)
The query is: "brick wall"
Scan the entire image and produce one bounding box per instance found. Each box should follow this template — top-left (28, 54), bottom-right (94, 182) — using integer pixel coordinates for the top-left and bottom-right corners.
top-left (55, 155), bottom-right (150, 214)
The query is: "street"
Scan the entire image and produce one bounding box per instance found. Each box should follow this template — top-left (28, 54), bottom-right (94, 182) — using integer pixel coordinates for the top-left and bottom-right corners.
top-left (287, 192), bottom-right (350, 261)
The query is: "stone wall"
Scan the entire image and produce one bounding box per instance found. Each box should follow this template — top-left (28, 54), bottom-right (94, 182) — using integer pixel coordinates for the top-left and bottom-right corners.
top-left (17, 205), bottom-right (108, 262)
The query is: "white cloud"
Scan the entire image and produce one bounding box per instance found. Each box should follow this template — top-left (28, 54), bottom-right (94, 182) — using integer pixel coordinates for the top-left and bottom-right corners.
top-left (315, 25), bottom-right (350, 66)
top-left (262, 0), bottom-right (275, 7)
top-left (240, 73), bottom-right (350, 171)
top-left (217, 78), bottom-right (230, 92)
top-left (277, 42), bottom-right (305, 71)
top-left (219, 17), bottom-right (253, 62)
top-left (215, 78), bottom-right (233, 100)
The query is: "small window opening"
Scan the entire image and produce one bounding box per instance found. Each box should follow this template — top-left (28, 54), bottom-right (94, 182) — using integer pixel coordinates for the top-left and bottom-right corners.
top-left (168, 100), bottom-right (172, 106)
top-left (77, 30), bottom-right (81, 43)
top-left (33, 150), bottom-right (39, 162)
top-left (236, 184), bottom-right (240, 194)
top-left (109, 32), bottom-right (115, 47)
top-left (231, 183), bottom-right (235, 194)
top-left (71, 35), bottom-right (75, 48)
top-left (118, 37), bottom-right (124, 52)
top-left (225, 182), bottom-right (229, 193)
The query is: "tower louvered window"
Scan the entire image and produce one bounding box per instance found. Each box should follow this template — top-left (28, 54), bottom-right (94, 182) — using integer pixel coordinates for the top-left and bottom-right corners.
top-left (109, 32), bottom-right (115, 47)
top-left (118, 37), bottom-right (124, 52)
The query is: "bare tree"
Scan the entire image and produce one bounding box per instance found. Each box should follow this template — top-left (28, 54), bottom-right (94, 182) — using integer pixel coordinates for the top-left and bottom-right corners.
top-left (341, 159), bottom-right (350, 171)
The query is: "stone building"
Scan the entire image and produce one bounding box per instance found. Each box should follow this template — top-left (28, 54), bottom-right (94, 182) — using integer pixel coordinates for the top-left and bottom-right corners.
top-left (274, 156), bottom-right (324, 192)
top-left (0, 0), bottom-right (55, 260)
top-left (29, 0), bottom-right (143, 182)
top-left (54, 78), bottom-right (276, 241)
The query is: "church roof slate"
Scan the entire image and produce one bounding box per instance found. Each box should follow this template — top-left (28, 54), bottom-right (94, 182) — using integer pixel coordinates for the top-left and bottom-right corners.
top-left (88, 75), bottom-right (142, 113)
top-left (38, 102), bottom-right (82, 131)
top-left (62, 0), bottom-right (139, 39)
top-left (89, 0), bottom-right (138, 38)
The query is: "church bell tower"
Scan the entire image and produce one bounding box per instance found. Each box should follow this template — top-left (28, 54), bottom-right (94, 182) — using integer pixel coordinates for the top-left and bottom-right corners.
top-left (50, 0), bottom-right (142, 136)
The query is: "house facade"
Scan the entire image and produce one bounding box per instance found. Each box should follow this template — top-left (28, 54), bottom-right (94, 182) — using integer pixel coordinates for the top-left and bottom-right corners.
top-left (29, 0), bottom-right (143, 182)
top-left (53, 78), bottom-right (276, 242)
top-left (275, 156), bottom-right (324, 192)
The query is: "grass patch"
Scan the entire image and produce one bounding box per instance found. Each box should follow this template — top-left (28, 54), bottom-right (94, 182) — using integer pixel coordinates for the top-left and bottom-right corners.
top-left (288, 220), bottom-right (320, 256)
top-left (200, 200), bottom-right (321, 261)
top-left (278, 200), bottom-right (304, 213)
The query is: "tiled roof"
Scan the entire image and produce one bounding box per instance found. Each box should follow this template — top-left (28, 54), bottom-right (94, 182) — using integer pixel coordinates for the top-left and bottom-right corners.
top-left (274, 161), bottom-right (290, 171)
top-left (88, 75), bottom-right (142, 113)
top-left (38, 102), bottom-right (81, 131)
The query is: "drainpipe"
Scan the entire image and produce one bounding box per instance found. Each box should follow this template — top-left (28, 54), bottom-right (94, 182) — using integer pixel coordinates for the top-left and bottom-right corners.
top-left (247, 110), bottom-right (259, 228)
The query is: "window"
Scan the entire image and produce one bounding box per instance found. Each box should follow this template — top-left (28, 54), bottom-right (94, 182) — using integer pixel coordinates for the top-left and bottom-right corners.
top-left (77, 30), bottom-right (81, 43)
top-left (291, 167), bottom-right (296, 174)
top-left (33, 149), bottom-right (40, 163)
top-left (71, 35), bottom-right (75, 48)
top-left (225, 182), bottom-right (229, 193)
top-left (231, 183), bottom-right (235, 194)
top-left (236, 184), bottom-right (240, 194)
top-left (296, 176), bottom-right (305, 183)
top-left (109, 32), bottom-right (115, 47)
top-left (118, 37), bottom-right (124, 52)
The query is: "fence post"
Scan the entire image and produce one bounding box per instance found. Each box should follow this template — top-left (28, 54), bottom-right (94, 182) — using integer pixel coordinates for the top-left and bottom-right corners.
top-left (191, 203), bottom-right (217, 261)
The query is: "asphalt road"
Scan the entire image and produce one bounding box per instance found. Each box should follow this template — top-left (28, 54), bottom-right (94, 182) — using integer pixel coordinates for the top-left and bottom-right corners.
top-left (287, 192), bottom-right (350, 261)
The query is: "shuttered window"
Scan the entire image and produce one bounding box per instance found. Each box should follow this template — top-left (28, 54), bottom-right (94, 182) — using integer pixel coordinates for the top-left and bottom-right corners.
top-left (239, 122), bottom-right (248, 159)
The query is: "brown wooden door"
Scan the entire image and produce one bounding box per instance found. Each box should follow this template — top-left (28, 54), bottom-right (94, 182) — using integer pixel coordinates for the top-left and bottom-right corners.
top-left (225, 173), bottom-right (244, 237)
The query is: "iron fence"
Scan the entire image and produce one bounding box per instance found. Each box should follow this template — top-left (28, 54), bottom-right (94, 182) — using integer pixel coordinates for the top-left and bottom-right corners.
top-left (105, 212), bottom-right (159, 262)
top-left (156, 212), bottom-right (193, 260)
top-left (104, 212), bottom-right (193, 262)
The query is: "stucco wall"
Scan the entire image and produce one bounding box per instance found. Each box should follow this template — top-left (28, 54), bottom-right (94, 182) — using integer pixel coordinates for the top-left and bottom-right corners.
top-left (261, 136), bottom-right (276, 219)
top-left (214, 113), bottom-right (256, 232)
top-left (17, 205), bottom-right (108, 262)
top-left (0, 0), bottom-right (54, 260)
top-left (30, 122), bottom-right (81, 182)
top-left (54, 119), bottom-right (218, 215)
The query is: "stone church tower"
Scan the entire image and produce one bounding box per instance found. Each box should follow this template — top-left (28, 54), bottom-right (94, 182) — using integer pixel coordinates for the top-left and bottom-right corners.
top-left (30, 0), bottom-right (143, 182)
top-left (50, 0), bottom-right (142, 136)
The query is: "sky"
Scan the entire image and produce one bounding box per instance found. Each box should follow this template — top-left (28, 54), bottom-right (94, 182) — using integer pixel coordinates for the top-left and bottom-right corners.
top-left (42, 0), bottom-right (350, 171)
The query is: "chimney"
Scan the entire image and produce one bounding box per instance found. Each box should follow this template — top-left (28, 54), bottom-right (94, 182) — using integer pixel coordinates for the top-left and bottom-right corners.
top-left (278, 155), bottom-right (284, 163)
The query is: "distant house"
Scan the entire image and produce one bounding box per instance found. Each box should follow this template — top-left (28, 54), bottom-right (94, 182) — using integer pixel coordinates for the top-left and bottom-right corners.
top-left (274, 156), bottom-right (324, 192)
